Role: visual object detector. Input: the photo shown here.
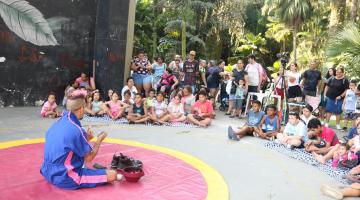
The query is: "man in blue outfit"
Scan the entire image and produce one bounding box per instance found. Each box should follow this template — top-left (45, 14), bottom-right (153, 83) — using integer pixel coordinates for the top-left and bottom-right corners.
top-left (40, 92), bottom-right (119, 189)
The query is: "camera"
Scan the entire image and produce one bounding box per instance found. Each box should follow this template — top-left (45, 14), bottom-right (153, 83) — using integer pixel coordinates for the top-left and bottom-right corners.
top-left (276, 52), bottom-right (290, 67)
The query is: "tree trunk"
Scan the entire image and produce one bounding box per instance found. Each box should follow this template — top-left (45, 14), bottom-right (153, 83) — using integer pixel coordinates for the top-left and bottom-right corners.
top-left (151, 0), bottom-right (159, 60)
top-left (351, 0), bottom-right (358, 22)
top-left (181, 16), bottom-right (186, 60)
top-left (329, 0), bottom-right (346, 30)
top-left (293, 25), bottom-right (297, 63)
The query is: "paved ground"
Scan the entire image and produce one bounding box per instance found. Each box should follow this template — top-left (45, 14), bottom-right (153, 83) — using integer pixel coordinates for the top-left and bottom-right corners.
top-left (0, 107), bottom-right (356, 200)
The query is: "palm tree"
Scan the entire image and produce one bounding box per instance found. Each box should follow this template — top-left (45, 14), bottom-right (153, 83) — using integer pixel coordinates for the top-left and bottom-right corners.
top-left (326, 23), bottom-right (360, 77)
top-left (263, 0), bottom-right (312, 62)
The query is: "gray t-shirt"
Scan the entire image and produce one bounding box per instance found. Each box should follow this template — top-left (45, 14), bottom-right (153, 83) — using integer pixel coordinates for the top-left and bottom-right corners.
top-left (246, 110), bottom-right (265, 127)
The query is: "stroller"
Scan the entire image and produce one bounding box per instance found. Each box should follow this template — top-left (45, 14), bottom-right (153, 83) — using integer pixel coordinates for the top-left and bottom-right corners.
top-left (217, 81), bottom-right (229, 111)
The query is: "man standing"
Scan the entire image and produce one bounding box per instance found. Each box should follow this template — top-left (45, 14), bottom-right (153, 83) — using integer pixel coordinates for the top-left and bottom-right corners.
top-left (40, 92), bottom-right (120, 189)
top-left (301, 60), bottom-right (322, 112)
top-left (182, 50), bottom-right (199, 93)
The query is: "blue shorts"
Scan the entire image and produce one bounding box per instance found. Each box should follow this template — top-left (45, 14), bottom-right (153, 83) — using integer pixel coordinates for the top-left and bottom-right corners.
top-left (235, 99), bottom-right (244, 109)
top-left (132, 73), bottom-right (152, 85)
top-left (325, 98), bottom-right (343, 115)
top-left (229, 94), bottom-right (236, 101)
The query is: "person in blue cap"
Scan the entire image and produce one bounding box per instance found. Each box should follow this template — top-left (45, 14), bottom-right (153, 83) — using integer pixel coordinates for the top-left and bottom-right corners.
top-left (40, 90), bottom-right (121, 189)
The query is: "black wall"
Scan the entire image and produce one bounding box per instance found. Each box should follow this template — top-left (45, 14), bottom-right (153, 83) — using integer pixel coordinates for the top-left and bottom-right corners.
top-left (0, 0), bottom-right (130, 106)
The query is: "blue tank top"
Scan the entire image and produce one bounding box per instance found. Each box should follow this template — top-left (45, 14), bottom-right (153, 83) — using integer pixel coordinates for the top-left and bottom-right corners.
top-left (133, 104), bottom-right (145, 115)
top-left (264, 115), bottom-right (278, 132)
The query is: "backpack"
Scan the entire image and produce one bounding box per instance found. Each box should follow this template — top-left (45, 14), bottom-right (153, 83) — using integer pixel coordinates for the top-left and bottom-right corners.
top-left (246, 63), bottom-right (268, 84)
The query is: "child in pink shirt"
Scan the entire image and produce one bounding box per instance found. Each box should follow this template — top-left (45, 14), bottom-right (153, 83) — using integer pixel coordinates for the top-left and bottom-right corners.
top-left (41, 92), bottom-right (60, 118)
top-left (332, 143), bottom-right (358, 169)
top-left (187, 91), bottom-right (213, 127)
top-left (104, 92), bottom-right (129, 120)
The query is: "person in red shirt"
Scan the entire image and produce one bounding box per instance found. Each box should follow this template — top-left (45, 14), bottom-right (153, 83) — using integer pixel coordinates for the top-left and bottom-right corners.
top-left (187, 91), bottom-right (213, 127)
top-left (305, 118), bottom-right (340, 155)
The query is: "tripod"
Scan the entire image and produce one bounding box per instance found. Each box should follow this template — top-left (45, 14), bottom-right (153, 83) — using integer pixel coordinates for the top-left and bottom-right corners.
top-left (266, 65), bottom-right (290, 125)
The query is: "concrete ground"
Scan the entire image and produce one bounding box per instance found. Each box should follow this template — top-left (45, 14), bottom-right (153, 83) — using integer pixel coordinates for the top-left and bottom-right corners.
top-left (0, 107), bottom-right (357, 200)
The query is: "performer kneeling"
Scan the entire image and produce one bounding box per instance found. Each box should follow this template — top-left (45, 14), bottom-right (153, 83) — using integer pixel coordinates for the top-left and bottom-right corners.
top-left (40, 90), bottom-right (120, 189)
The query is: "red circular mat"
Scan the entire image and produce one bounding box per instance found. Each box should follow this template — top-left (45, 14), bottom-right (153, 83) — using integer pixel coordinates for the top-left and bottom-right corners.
top-left (0, 142), bottom-right (208, 200)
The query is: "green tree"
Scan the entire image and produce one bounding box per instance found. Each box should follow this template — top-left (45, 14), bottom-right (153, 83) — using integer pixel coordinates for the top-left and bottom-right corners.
top-left (263, 0), bottom-right (312, 62)
top-left (326, 23), bottom-right (360, 78)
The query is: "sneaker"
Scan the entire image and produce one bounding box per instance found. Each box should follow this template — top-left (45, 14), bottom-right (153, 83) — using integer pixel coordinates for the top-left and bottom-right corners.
top-left (320, 185), bottom-right (343, 200)
top-left (227, 126), bottom-right (239, 141)
top-left (336, 124), bottom-right (341, 130)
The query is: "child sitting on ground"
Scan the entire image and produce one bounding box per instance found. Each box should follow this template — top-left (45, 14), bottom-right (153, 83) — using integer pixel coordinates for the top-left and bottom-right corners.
top-left (161, 94), bottom-right (186, 123)
top-left (85, 91), bottom-right (105, 116)
top-left (227, 100), bottom-right (265, 141)
top-left (305, 129), bottom-right (327, 152)
top-left (232, 79), bottom-right (246, 118)
top-left (122, 90), bottom-right (133, 116)
top-left (104, 92), bottom-right (129, 120)
top-left (181, 85), bottom-right (196, 116)
top-left (342, 80), bottom-right (358, 132)
top-left (105, 89), bottom-right (114, 101)
top-left (149, 92), bottom-right (168, 124)
top-left (144, 89), bottom-right (156, 114)
top-left (300, 104), bottom-right (316, 125)
top-left (127, 93), bottom-right (150, 124)
top-left (41, 92), bottom-right (61, 118)
top-left (187, 91), bottom-right (214, 127)
top-left (257, 104), bottom-right (280, 140)
top-left (276, 111), bottom-right (308, 149)
top-left (332, 143), bottom-right (358, 170)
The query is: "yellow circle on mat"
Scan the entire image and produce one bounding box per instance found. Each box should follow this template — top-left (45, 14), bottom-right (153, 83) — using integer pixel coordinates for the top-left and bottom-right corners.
top-left (0, 138), bottom-right (229, 200)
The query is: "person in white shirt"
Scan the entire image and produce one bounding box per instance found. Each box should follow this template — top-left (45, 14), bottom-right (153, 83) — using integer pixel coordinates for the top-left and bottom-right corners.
top-left (286, 62), bottom-right (302, 102)
top-left (245, 54), bottom-right (262, 93)
top-left (121, 77), bottom-right (138, 103)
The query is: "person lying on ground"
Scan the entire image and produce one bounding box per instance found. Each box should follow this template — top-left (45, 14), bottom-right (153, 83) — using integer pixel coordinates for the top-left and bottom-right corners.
top-left (257, 104), bottom-right (280, 140)
top-left (305, 118), bottom-right (340, 154)
top-left (227, 100), bottom-right (264, 141)
top-left (276, 111), bottom-right (308, 149)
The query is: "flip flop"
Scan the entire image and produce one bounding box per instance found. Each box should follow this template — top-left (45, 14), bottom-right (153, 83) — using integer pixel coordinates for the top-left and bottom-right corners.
top-left (320, 185), bottom-right (343, 200)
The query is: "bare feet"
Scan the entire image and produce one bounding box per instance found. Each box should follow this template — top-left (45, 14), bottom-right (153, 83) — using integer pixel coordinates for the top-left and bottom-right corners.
top-left (312, 152), bottom-right (326, 164)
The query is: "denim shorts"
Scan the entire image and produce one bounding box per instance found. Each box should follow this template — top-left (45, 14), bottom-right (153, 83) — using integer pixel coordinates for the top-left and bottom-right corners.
top-left (325, 98), bottom-right (343, 115)
top-left (132, 73), bottom-right (152, 85)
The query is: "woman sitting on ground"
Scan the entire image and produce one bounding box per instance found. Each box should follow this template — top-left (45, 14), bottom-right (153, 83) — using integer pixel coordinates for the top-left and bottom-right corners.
top-left (187, 91), bottom-right (214, 127)
top-left (300, 104), bottom-right (316, 125)
top-left (121, 77), bottom-right (137, 103)
top-left (160, 94), bottom-right (186, 123)
top-left (127, 93), bottom-right (150, 124)
top-left (85, 91), bottom-right (105, 116)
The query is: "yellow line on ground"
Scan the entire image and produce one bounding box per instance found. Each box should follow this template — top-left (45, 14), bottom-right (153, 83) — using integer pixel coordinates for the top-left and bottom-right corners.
top-left (0, 138), bottom-right (229, 200)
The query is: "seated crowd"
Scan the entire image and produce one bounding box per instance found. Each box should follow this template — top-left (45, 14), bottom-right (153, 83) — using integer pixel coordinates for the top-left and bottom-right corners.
top-left (40, 50), bottom-right (360, 199)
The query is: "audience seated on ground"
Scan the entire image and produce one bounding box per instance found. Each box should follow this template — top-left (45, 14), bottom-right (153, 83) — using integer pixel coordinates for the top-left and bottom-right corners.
top-left (121, 90), bottom-right (133, 116)
top-left (276, 111), bottom-right (308, 149)
top-left (257, 104), bottom-right (280, 140)
top-left (85, 91), bottom-right (105, 117)
top-left (187, 91), bottom-right (214, 127)
top-left (148, 92), bottom-right (168, 124)
top-left (300, 104), bottom-right (316, 125)
top-left (161, 94), bottom-right (186, 123)
top-left (103, 92), bottom-right (129, 120)
top-left (305, 118), bottom-right (340, 154)
top-left (181, 85), bottom-right (196, 116)
top-left (41, 92), bottom-right (61, 118)
top-left (127, 93), bottom-right (150, 124)
top-left (121, 77), bottom-right (137, 103)
top-left (75, 72), bottom-right (96, 91)
top-left (227, 100), bottom-right (264, 141)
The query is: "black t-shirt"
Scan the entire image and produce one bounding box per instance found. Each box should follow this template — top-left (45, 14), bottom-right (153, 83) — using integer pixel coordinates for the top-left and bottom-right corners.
top-left (326, 77), bottom-right (349, 99)
top-left (232, 68), bottom-right (248, 83)
top-left (182, 60), bottom-right (199, 85)
top-left (303, 69), bottom-right (321, 92)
